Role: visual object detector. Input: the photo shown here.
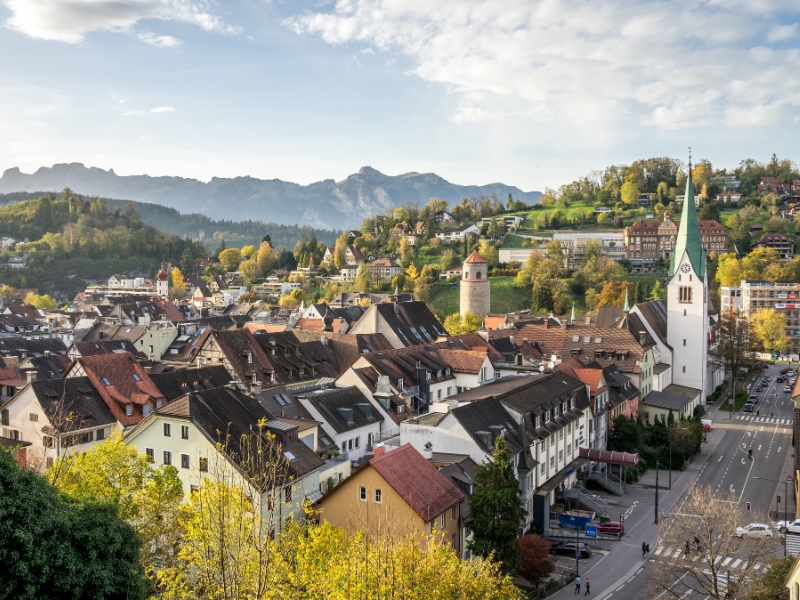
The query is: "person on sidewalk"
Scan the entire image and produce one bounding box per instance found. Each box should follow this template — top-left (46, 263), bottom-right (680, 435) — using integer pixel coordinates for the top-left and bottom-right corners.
top-left (646, 543), bottom-right (650, 557)
top-left (584, 578), bottom-right (590, 595)
top-left (575, 576), bottom-right (581, 594)
top-left (642, 542), bottom-right (647, 557)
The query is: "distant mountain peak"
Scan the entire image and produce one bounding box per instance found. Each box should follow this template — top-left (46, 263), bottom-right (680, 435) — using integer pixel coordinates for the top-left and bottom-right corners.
top-left (0, 163), bottom-right (541, 230)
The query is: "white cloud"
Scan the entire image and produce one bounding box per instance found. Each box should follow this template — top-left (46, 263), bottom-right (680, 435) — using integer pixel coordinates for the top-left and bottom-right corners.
top-left (285, 0), bottom-right (800, 131)
top-left (360, 47), bottom-right (374, 54)
top-left (3, 0), bottom-right (240, 44)
top-left (137, 31), bottom-right (183, 47)
top-left (768, 23), bottom-right (798, 42)
top-left (150, 106), bottom-right (175, 113)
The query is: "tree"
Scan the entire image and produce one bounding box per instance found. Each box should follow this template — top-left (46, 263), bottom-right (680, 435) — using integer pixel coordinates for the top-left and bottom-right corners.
top-left (621, 180), bottom-right (640, 205)
top-left (239, 259), bottom-right (262, 286)
top-left (256, 241), bottom-right (278, 274)
top-left (713, 309), bottom-right (754, 407)
top-left (648, 279), bottom-right (666, 301)
top-left (443, 311), bottom-right (482, 335)
top-left (746, 557), bottom-right (793, 600)
top-left (607, 415), bottom-right (642, 453)
top-left (0, 284), bottom-right (16, 301)
top-left (751, 308), bottom-right (791, 354)
top-left (742, 247), bottom-right (780, 277)
top-left (218, 247), bottom-right (242, 271)
top-left (649, 486), bottom-right (778, 599)
top-left (354, 264), bottom-right (374, 292)
top-left (240, 244), bottom-right (257, 259)
top-left (23, 292), bottom-right (58, 310)
top-left (0, 446), bottom-right (149, 599)
top-left (170, 266), bottom-right (187, 299)
top-left (467, 436), bottom-right (526, 571)
top-left (716, 253), bottom-right (747, 287)
top-left (478, 240), bottom-right (499, 268)
top-left (596, 281), bottom-right (634, 307)
top-left (50, 432), bottom-right (184, 582)
top-left (518, 535), bottom-right (555, 585)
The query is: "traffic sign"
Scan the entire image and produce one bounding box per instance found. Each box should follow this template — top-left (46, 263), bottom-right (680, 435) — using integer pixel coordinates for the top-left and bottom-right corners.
top-left (788, 475), bottom-right (794, 482)
top-left (585, 525), bottom-right (598, 539)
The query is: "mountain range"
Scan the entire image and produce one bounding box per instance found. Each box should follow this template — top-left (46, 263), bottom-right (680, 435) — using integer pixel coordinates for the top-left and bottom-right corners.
top-left (0, 163), bottom-right (541, 230)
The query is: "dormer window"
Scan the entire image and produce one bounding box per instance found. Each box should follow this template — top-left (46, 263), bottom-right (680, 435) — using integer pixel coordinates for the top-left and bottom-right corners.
top-left (426, 371), bottom-right (431, 381)
top-left (544, 411), bottom-right (550, 423)
top-left (535, 415), bottom-right (541, 428)
top-left (437, 370), bottom-right (442, 378)
top-left (562, 402), bottom-right (566, 413)
top-left (398, 378), bottom-right (404, 390)
top-left (445, 368), bottom-right (450, 376)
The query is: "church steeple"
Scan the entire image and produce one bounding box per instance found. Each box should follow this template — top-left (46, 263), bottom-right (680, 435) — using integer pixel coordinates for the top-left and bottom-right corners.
top-left (669, 148), bottom-right (706, 278)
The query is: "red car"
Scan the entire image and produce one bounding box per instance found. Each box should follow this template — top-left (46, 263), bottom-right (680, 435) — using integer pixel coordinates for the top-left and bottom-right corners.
top-left (597, 521), bottom-right (625, 535)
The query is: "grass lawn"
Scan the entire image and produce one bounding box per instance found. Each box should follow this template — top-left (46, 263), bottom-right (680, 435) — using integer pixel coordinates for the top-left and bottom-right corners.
top-left (429, 277), bottom-right (532, 318)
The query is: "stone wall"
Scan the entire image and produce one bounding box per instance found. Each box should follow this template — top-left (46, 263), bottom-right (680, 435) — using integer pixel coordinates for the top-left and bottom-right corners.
top-left (460, 280), bottom-right (490, 317)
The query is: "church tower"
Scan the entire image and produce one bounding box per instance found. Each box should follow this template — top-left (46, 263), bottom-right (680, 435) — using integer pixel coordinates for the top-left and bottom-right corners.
top-left (666, 153), bottom-right (708, 402)
top-left (157, 264), bottom-right (169, 299)
top-left (460, 251), bottom-right (490, 317)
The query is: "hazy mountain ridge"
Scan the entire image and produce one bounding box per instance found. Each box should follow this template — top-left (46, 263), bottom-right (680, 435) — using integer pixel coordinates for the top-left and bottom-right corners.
top-left (0, 164), bottom-right (542, 229)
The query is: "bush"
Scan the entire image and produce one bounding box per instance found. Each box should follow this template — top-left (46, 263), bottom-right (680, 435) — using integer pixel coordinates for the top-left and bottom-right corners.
top-left (518, 535), bottom-right (555, 585)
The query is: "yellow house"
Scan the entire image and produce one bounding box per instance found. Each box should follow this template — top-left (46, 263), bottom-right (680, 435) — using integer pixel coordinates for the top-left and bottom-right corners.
top-left (316, 443), bottom-right (464, 551)
top-left (125, 386), bottom-right (325, 534)
top-left (787, 554), bottom-right (800, 599)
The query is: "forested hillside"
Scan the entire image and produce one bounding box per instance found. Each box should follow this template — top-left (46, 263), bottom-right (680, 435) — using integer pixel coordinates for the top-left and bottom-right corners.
top-left (0, 192), bottom-right (208, 299)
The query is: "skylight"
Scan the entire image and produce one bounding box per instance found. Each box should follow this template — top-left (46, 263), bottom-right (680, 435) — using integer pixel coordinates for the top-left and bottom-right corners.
top-left (102, 378), bottom-right (111, 386)
top-left (133, 374), bottom-right (141, 382)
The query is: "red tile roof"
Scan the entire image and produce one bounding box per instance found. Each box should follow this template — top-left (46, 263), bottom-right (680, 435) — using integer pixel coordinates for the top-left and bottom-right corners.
top-left (464, 250), bottom-right (487, 264)
top-left (435, 348), bottom-right (489, 374)
top-left (369, 444), bottom-right (464, 522)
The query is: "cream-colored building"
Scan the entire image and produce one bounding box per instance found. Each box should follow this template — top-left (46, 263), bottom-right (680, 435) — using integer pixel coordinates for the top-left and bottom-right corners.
top-left (125, 386), bottom-right (325, 533)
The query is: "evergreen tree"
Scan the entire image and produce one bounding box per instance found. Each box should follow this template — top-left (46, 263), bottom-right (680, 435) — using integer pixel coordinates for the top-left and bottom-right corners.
top-left (649, 279), bottom-right (666, 301)
top-left (467, 436), bottom-right (526, 571)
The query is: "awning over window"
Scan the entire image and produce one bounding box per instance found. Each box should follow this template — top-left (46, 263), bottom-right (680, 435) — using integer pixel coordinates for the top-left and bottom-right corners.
top-left (579, 448), bottom-right (639, 466)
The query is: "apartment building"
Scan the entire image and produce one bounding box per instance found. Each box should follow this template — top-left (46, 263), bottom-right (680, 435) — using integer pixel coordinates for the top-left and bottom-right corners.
top-left (739, 281), bottom-right (800, 355)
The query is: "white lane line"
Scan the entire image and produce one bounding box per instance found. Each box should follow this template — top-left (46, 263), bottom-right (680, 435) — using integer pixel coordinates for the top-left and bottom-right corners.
top-left (616, 585), bottom-right (625, 591)
top-left (637, 568), bottom-right (644, 574)
top-left (731, 559), bottom-right (742, 569)
top-left (655, 547), bottom-right (664, 556)
top-left (722, 557), bottom-right (732, 566)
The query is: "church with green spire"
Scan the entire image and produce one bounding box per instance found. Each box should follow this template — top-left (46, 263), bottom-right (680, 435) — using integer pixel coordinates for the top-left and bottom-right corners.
top-left (665, 155), bottom-right (709, 402)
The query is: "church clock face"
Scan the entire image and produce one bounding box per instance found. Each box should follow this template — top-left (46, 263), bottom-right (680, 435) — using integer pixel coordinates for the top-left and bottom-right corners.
top-left (680, 263), bottom-right (692, 273)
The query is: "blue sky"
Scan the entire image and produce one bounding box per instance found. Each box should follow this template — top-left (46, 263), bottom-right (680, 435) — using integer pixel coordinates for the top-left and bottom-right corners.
top-left (1, 0), bottom-right (799, 193)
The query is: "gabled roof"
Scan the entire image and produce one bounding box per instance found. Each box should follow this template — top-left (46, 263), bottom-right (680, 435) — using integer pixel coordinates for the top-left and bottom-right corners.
top-left (356, 301), bottom-right (448, 346)
top-left (29, 377), bottom-right (117, 431)
top-left (369, 444), bottom-right (464, 522)
top-left (298, 386), bottom-right (384, 434)
top-left (154, 387), bottom-right (324, 480)
top-left (71, 352), bottom-right (165, 427)
top-left (450, 397), bottom-right (525, 456)
top-left (149, 366), bottom-right (233, 401)
top-left (435, 348), bottom-right (490, 374)
top-left (73, 339), bottom-right (147, 359)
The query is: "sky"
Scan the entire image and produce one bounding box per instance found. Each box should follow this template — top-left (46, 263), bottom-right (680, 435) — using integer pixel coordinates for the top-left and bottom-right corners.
top-left (1, 0), bottom-right (799, 193)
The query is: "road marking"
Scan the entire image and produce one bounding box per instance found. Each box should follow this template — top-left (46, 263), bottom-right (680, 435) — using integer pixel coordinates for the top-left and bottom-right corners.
top-left (655, 547), bottom-right (664, 556)
top-left (627, 576), bottom-right (635, 582)
top-left (636, 568), bottom-right (643, 574)
top-left (731, 559), bottom-right (742, 569)
top-left (759, 445), bottom-right (762, 451)
top-left (718, 456), bottom-right (723, 462)
top-left (714, 556), bottom-right (722, 565)
top-left (616, 585), bottom-right (625, 591)
top-left (723, 557), bottom-right (732, 566)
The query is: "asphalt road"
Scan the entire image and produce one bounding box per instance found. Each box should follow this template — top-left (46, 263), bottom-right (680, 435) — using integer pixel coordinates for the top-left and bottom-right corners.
top-left (551, 363), bottom-right (796, 600)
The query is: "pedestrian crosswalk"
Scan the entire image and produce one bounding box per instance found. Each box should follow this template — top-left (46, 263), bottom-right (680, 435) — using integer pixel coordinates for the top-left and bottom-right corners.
top-left (733, 415), bottom-right (791, 424)
top-left (651, 544), bottom-right (770, 573)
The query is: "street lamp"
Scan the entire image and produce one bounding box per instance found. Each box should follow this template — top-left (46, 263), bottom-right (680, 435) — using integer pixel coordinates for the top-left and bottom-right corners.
top-left (753, 476), bottom-right (791, 558)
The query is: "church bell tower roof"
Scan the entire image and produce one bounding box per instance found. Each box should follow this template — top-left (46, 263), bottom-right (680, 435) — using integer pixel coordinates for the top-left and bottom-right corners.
top-left (669, 152), bottom-right (706, 278)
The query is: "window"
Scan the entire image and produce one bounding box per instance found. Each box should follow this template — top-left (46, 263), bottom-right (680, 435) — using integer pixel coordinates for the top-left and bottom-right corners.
top-left (451, 506), bottom-right (457, 520)
top-left (0, 409), bottom-right (7, 426)
top-left (96, 428), bottom-right (105, 441)
top-left (146, 447), bottom-right (154, 459)
top-left (544, 411), bottom-right (550, 423)
top-left (126, 404), bottom-right (133, 417)
top-left (535, 416), bottom-right (541, 428)
top-left (374, 489), bottom-right (382, 503)
top-left (163, 451), bottom-right (172, 465)
top-left (354, 436), bottom-right (360, 449)
top-left (550, 456), bottom-right (555, 469)
top-left (682, 366), bottom-right (686, 373)
top-left (679, 286), bottom-right (693, 303)
top-left (181, 454), bottom-right (190, 469)
top-left (143, 404), bottom-right (152, 417)
top-left (539, 441), bottom-right (545, 453)
top-left (190, 485), bottom-right (199, 493)
top-left (199, 457), bottom-right (208, 472)
top-left (451, 533), bottom-right (456, 547)
top-left (181, 425), bottom-right (189, 440)
top-left (683, 309), bottom-right (687, 316)
top-left (567, 443), bottom-right (572, 455)
top-left (398, 378), bottom-right (404, 389)
top-left (559, 429), bottom-right (563, 440)
top-left (540, 463), bottom-right (545, 475)
top-left (29, 413), bottom-right (38, 422)
top-left (550, 435), bottom-right (554, 446)
top-left (441, 512), bottom-right (446, 528)
top-left (437, 389), bottom-right (442, 400)
top-left (359, 486), bottom-right (367, 501)
top-left (163, 423), bottom-right (171, 437)
top-left (132, 373), bottom-right (141, 382)
top-left (102, 378), bottom-right (111, 386)
top-left (559, 449), bottom-right (563, 462)
top-left (683, 339), bottom-right (686, 346)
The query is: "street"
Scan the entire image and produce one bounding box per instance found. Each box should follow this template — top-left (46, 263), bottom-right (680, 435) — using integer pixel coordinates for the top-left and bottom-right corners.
top-left (550, 363), bottom-right (796, 600)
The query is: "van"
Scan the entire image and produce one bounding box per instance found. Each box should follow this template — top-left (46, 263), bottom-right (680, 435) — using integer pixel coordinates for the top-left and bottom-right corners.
top-left (701, 419), bottom-right (713, 431)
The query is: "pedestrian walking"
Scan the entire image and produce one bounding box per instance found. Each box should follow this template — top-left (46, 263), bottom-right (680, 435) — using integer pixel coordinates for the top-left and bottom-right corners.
top-left (642, 541), bottom-right (647, 557)
top-left (685, 540), bottom-right (690, 555)
top-left (584, 578), bottom-right (590, 595)
top-left (646, 543), bottom-right (650, 556)
top-left (575, 575), bottom-right (581, 594)
top-left (694, 536), bottom-right (701, 552)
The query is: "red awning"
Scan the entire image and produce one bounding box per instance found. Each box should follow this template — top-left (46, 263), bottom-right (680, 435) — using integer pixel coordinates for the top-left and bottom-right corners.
top-left (579, 448), bottom-right (639, 466)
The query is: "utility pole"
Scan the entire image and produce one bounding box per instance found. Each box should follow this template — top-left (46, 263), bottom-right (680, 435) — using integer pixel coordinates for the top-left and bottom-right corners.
top-left (655, 460), bottom-right (660, 524)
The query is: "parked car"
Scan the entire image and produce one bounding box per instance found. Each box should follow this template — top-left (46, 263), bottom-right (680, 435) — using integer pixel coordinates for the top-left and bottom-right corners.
top-left (597, 521), bottom-right (625, 535)
top-left (550, 542), bottom-right (592, 558)
top-left (749, 394), bottom-right (758, 400)
top-left (775, 519), bottom-right (800, 533)
top-left (783, 386), bottom-right (792, 393)
top-left (777, 377), bottom-right (784, 383)
top-left (754, 387), bottom-right (763, 392)
top-left (735, 524), bottom-right (774, 539)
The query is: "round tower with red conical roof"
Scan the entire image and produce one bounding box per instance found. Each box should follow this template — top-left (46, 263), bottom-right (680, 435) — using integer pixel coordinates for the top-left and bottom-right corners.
top-left (157, 264), bottom-right (169, 298)
top-left (460, 250), bottom-right (489, 317)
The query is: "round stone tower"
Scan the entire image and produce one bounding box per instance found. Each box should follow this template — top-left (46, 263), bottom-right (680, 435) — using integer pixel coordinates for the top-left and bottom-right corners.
top-left (460, 250), bottom-right (490, 317)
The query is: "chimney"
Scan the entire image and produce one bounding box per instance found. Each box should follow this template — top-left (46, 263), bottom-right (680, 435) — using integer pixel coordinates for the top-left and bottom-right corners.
top-left (26, 371), bottom-right (37, 384)
top-left (374, 443), bottom-right (385, 458)
top-left (585, 316), bottom-right (591, 324)
top-left (543, 320), bottom-right (548, 329)
top-left (561, 321), bottom-right (567, 331)
top-left (422, 441), bottom-right (433, 460)
top-left (376, 375), bottom-right (392, 395)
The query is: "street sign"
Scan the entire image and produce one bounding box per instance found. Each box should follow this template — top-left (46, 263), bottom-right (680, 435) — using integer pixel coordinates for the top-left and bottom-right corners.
top-left (585, 525), bottom-right (598, 539)
top-left (788, 475), bottom-right (794, 482)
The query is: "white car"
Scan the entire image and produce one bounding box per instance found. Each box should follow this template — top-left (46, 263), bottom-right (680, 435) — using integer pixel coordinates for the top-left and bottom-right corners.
top-left (736, 523), bottom-right (774, 538)
top-left (776, 519), bottom-right (800, 533)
